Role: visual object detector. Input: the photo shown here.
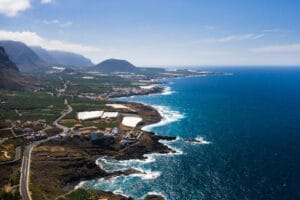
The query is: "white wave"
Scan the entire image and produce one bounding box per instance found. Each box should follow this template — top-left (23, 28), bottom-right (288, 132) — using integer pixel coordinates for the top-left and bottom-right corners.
top-left (142, 105), bottom-right (184, 131)
top-left (195, 136), bottom-right (211, 144)
top-left (130, 170), bottom-right (161, 180)
top-left (186, 136), bottom-right (211, 145)
top-left (96, 155), bottom-right (157, 173)
top-left (161, 86), bottom-right (174, 95)
top-left (145, 191), bottom-right (167, 199)
top-left (75, 180), bottom-right (87, 189)
top-left (114, 189), bottom-right (124, 195)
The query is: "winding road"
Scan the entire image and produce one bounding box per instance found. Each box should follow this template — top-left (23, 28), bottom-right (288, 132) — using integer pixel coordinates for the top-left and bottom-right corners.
top-left (20, 99), bottom-right (73, 200)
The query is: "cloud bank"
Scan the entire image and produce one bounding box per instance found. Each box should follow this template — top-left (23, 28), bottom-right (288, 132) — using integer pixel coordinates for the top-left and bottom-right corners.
top-left (0, 0), bottom-right (30, 17)
top-left (41, 0), bottom-right (53, 4)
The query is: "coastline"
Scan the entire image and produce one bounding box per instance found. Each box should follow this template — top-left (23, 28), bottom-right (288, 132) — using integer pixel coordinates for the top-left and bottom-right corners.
top-left (29, 74), bottom-right (214, 200)
top-left (29, 87), bottom-right (178, 200)
top-left (75, 75), bottom-right (203, 199)
top-left (79, 82), bottom-right (184, 199)
top-left (74, 82), bottom-right (182, 199)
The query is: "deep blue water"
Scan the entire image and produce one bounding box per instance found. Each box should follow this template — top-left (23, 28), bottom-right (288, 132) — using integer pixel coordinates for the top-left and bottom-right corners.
top-left (83, 67), bottom-right (300, 200)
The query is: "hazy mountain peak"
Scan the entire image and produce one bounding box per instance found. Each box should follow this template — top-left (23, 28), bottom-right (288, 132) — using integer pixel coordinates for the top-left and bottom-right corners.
top-left (93, 58), bottom-right (137, 73)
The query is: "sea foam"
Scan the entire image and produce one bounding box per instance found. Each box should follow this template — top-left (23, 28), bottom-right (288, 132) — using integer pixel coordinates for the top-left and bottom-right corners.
top-left (161, 86), bottom-right (174, 95)
top-left (195, 136), bottom-right (211, 144)
top-left (142, 105), bottom-right (184, 131)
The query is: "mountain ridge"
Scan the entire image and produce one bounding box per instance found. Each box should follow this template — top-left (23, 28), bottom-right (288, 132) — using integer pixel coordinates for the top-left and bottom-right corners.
top-left (0, 46), bottom-right (40, 90)
top-left (0, 40), bottom-right (49, 73)
top-left (31, 46), bottom-right (93, 67)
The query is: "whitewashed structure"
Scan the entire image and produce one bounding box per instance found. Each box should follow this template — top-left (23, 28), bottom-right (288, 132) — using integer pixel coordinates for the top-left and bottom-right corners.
top-left (122, 116), bottom-right (143, 127)
top-left (101, 112), bottom-right (119, 119)
top-left (77, 111), bottom-right (120, 120)
top-left (77, 111), bottom-right (104, 120)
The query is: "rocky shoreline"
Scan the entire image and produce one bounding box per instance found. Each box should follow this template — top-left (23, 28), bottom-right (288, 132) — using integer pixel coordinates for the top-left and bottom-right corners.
top-left (30, 99), bottom-right (175, 200)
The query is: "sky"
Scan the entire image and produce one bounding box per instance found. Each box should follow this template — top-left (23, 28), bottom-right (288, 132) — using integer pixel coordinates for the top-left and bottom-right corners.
top-left (0, 0), bottom-right (300, 67)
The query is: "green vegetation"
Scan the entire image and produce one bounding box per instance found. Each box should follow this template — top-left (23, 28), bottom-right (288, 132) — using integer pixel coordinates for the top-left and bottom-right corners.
top-left (0, 163), bottom-right (22, 198)
top-left (60, 118), bottom-right (118, 130)
top-left (44, 127), bottom-right (62, 137)
top-left (59, 97), bottom-right (118, 129)
top-left (0, 189), bottom-right (21, 200)
top-left (0, 138), bottom-right (23, 162)
top-left (57, 188), bottom-right (91, 200)
top-left (36, 74), bottom-right (64, 93)
top-left (67, 97), bottom-right (107, 112)
top-left (62, 73), bottom-right (133, 94)
top-left (0, 129), bottom-right (13, 138)
top-left (57, 188), bottom-right (129, 200)
top-left (0, 91), bottom-right (65, 123)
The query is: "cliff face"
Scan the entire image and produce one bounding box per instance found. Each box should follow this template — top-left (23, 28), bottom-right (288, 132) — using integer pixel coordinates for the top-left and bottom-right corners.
top-left (0, 46), bottom-right (40, 90)
top-left (0, 40), bottom-right (49, 73)
top-left (0, 46), bottom-right (19, 71)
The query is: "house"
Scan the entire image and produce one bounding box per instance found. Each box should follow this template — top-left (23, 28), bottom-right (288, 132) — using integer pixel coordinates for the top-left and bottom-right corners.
top-left (23, 128), bottom-right (34, 135)
top-left (112, 127), bottom-right (119, 136)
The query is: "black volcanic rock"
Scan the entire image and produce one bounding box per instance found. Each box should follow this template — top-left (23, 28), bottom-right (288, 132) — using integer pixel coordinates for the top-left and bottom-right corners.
top-left (0, 40), bottom-right (49, 73)
top-left (144, 194), bottom-right (165, 200)
top-left (31, 46), bottom-right (93, 67)
top-left (92, 58), bottom-right (137, 73)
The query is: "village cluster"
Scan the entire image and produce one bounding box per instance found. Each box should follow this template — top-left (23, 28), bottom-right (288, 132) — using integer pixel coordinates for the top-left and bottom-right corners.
top-left (73, 104), bottom-right (144, 147)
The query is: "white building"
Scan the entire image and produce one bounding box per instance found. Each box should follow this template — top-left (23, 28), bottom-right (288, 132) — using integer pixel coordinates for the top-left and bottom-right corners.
top-left (101, 112), bottom-right (119, 119)
top-left (77, 111), bottom-right (104, 120)
top-left (122, 116), bottom-right (143, 127)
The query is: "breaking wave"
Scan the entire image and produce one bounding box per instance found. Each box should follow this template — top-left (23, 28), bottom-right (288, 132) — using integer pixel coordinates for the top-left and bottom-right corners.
top-left (142, 105), bottom-right (185, 131)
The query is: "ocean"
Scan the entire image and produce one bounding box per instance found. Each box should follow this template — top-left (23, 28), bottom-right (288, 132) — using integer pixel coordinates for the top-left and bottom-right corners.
top-left (82, 67), bottom-right (300, 200)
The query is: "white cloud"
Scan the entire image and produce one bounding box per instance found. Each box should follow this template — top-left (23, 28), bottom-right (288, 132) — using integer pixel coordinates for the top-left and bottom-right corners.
top-left (0, 30), bottom-right (101, 60)
top-left (251, 44), bottom-right (300, 53)
top-left (201, 33), bottom-right (265, 43)
top-left (42, 19), bottom-right (73, 28)
top-left (0, 0), bottom-right (31, 17)
top-left (41, 0), bottom-right (53, 4)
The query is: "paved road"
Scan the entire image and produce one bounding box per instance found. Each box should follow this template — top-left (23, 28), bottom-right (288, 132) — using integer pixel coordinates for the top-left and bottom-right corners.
top-left (53, 101), bottom-right (72, 133)
top-left (20, 99), bottom-right (72, 200)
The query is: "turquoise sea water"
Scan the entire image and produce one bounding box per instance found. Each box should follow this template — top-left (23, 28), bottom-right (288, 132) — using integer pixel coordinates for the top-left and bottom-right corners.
top-left (82, 67), bottom-right (300, 200)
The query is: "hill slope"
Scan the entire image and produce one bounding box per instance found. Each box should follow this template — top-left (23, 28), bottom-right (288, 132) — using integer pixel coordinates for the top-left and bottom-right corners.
top-left (0, 46), bottom-right (40, 90)
top-left (0, 40), bottom-right (49, 73)
top-left (31, 46), bottom-right (93, 67)
top-left (92, 59), bottom-right (137, 73)
top-left (30, 46), bottom-right (58, 64)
